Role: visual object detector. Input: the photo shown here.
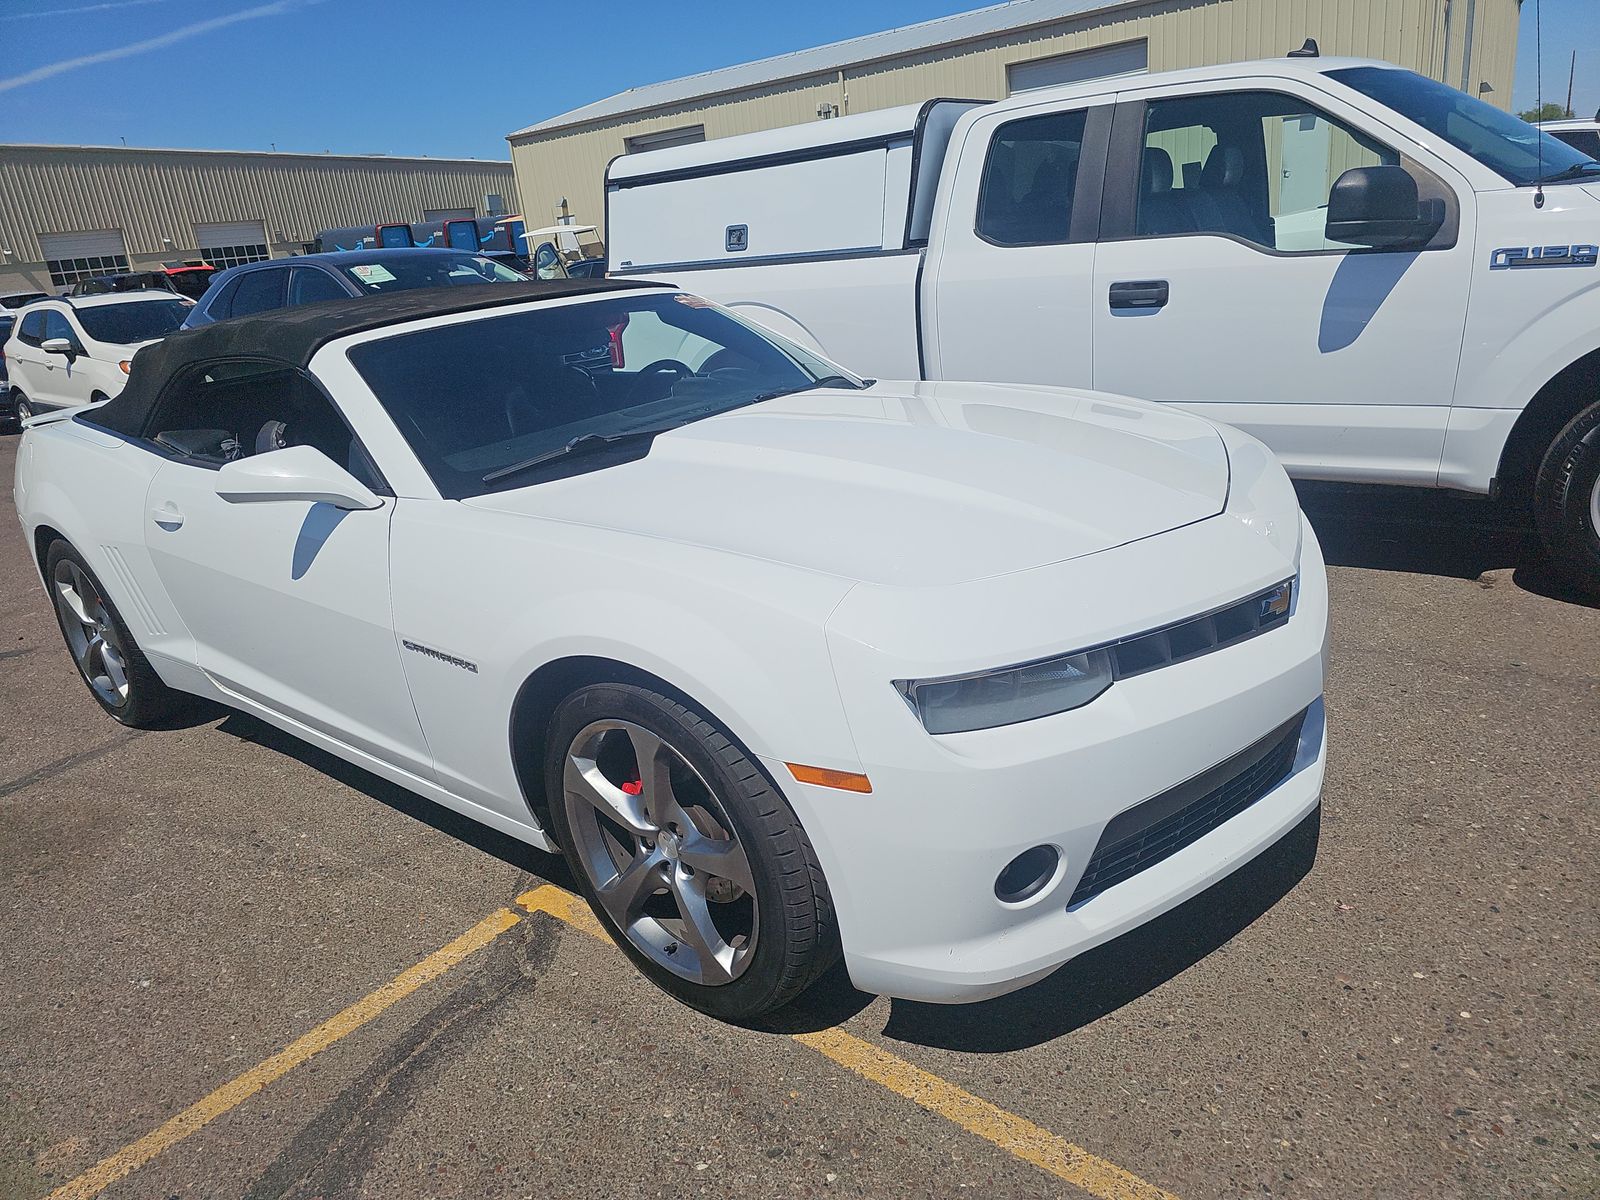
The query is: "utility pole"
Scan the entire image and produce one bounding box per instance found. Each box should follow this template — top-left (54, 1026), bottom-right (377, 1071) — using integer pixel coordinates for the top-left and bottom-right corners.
top-left (1566, 50), bottom-right (1576, 119)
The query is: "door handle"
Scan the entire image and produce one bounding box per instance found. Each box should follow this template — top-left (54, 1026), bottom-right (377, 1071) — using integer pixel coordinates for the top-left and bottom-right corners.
top-left (151, 501), bottom-right (184, 531)
top-left (1109, 280), bottom-right (1170, 311)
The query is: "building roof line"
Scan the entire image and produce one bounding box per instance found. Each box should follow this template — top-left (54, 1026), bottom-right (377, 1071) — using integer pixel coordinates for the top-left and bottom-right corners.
top-left (0, 143), bottom-right (513, 167)
top-left (507, 0), bottom-right (1145, 140)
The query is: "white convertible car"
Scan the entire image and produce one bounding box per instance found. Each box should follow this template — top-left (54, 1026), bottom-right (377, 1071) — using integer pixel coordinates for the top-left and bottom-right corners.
top-left (13, 281), bottom-right (1328, 1017)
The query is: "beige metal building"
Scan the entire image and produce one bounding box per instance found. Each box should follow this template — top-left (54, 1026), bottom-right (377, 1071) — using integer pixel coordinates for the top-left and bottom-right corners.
top-left (508, 0), bottom-right (1518, 237)
top-left (0, 144), bottom-right (518, 295)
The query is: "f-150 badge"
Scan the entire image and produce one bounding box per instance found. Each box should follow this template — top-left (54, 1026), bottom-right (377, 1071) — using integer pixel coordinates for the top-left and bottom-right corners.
top-left (1490, 244), bottom-right (1598, 269)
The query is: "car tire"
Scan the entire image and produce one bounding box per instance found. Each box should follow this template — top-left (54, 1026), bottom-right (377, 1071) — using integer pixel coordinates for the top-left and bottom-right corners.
top-left (13, 391), bottom-right (33, 423)
top-left (43, 540), bottom-right (191, 728)
top-left (1533, 399), bottom-right (1600, 598)
top-left (544, 682), bottom-right (839, 1020)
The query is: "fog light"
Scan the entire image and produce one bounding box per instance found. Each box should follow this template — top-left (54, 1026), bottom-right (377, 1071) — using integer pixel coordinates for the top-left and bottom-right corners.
top-left (994, 845), bottom-right (1060, 904)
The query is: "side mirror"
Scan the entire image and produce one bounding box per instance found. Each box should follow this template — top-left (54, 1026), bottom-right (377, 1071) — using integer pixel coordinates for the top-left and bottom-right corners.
top-left (41, 336), bottom-right (77, 358)
top-left (213, 445), bottom-right (384, 511)
top-left (1325, 165), bottom-right (1442, 249)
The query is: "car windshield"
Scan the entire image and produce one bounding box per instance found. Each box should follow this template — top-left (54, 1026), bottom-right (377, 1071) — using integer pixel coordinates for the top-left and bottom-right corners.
top-left (1328, 67), bottom-right (1598, 185)
top-left (75, 298), bottom-right (191, 344)
top-left (347, 291), bottom-right (861, 498)
top-left (338, 253), bottom-right (528, 292)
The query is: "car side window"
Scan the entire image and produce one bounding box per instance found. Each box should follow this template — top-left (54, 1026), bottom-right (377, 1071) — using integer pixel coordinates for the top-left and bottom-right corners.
top-left (143, 358), bottom-right (384, 489)
top-left (1136, 90), bottom-right (1399, 252)
top-left (18, 312), bottom-right (46, 346)
top-left (43, 310), bottom-right (82, 349)
top-left (228, 269), bottom-right (287, 318)
top-left (287, 267), bottom-right (349, 307)
top-left (976, 109), bottom-right (1090, 246)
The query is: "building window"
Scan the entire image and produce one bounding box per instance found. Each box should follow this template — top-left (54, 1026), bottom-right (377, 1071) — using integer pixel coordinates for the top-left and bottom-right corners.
top-left (201, 243), bottom-right (271, 269)
top-left (624, 125), bottom-right (706, 154)
top-left (47, 254), bottom-right (131, 286)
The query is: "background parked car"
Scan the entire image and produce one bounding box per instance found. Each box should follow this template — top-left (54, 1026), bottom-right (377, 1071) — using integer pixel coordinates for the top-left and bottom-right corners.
top-left (1, 291), bottom-right (48, 311)
top-left (1538, 110), bottom-right (1600, 159)
top-left (182, 248), bottom-right (530, 328)
top-left (69, 263), bottom-right (216, 301)
top-left (4, 292), bottom-right (190, 421)
top-left (0, 313), bottom-right (13, 426)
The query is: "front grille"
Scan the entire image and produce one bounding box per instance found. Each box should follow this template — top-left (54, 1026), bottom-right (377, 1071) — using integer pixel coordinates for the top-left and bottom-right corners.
top-left (1067, 708), bottom-right (1308, 909)
top-left (1106, 579), bottom-right (1293, 681)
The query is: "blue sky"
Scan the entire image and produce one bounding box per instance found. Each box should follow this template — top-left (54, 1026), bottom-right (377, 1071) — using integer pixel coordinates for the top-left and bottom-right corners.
top-left (0, 0), bottom-right (1594, 160)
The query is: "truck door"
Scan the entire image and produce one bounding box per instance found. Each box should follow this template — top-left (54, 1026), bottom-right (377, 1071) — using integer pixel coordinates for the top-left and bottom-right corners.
top-left (924, 101), bottom-right (1109, 387)
top-left (1090, 82), bottom-right (1474, 486)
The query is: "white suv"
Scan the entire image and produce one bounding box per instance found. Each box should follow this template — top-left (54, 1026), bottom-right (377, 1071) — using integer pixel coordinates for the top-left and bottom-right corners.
top-left (5, 292), bottom-right (191, 421)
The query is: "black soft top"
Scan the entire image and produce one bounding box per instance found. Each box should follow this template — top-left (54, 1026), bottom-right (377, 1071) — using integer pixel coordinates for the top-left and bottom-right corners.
top-left (90, 279), bottom-right (668, 438)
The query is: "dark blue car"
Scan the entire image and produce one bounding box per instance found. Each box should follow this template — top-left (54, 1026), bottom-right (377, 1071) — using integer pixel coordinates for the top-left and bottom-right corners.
top-left (182, 248), bottom-right (528, 328)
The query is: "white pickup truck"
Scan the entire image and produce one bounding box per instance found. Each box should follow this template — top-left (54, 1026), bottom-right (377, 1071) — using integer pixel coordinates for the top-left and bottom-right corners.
top-left (605, 54), bottom-right (1600, 592)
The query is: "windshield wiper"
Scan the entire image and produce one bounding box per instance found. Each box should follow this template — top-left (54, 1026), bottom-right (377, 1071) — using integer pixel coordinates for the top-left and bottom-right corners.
top-left (482, 426), bottom-right (673, 485)
top-left (1530, 161), bottom-right (1600, 185)
top-left (753, 374), bottom-right (872, 403)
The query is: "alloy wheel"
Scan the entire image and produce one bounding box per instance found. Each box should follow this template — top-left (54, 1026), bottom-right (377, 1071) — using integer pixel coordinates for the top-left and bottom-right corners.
top-left (15, 396), bottom-right (32, 421)
top-left (562, 719), bottom-right (758, 985)
top-left (52, 558), bottom-right (130, 708)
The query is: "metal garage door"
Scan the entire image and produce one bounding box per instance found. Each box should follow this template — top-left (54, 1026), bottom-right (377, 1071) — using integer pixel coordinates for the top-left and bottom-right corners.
top-left (38, 230), bottom-right (129, 287)
top-left (1006, 39), bottom-right (1148, 94)
top-left (195, 220), bottom-right (270, 269)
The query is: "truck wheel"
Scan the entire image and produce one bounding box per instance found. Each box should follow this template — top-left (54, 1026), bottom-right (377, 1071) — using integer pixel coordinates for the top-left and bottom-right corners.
top-left (544, 682), bottom-right (839, 1020)
top-left (1533, 399), bottom-right (1600, 598)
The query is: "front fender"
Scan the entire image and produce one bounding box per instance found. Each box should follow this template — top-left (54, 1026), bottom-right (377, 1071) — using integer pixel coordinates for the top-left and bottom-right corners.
top-left (387, 499), bottom-right (862, 829)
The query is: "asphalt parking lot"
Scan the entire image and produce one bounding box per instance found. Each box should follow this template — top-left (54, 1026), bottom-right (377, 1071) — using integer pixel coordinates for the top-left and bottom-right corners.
top-left (1, 430), bottom-right (1596, 1200)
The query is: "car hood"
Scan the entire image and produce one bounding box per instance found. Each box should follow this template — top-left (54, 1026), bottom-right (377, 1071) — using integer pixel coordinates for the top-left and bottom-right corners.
top-left (466, 381), bottom-right (1230, 587)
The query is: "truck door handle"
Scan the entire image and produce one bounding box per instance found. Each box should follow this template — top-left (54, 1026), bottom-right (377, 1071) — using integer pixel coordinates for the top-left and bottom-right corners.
top-left (1109, 280), bottom-right (1169, 310)
top-left (151, 501), bottom-right (184, 531)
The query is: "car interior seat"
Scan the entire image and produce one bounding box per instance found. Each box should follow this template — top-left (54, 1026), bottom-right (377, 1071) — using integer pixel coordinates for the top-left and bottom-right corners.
top-left (1137, 147), bottom-right (1193, 236)
top-left (1185, 144), bottom-right (1270, 244)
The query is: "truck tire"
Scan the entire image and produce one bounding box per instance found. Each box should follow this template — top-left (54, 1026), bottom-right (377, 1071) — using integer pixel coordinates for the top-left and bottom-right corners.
top-left (1533, 398), bottom-right (1600, 598)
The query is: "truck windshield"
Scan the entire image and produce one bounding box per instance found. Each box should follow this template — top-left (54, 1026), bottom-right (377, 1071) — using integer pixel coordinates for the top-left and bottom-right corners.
top-left (1328, 67), bottom-right (1598, 186)
top-left (347, 291), bottom-right (862, 498)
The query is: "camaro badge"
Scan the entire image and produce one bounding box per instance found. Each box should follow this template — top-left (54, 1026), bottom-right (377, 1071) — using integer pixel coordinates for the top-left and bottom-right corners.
top-left (402, 639), bottom-right (478, 673)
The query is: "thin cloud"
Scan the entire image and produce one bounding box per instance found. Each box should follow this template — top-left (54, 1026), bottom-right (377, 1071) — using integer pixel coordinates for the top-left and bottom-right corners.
top-left (1, 0), bottom-right (174, 20)
top-left (0, 0), bottom-right (321, 92)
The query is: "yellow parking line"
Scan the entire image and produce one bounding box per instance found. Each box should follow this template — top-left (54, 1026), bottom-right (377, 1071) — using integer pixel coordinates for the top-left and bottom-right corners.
top-left (47, 907), bottom-right (521, 1200)
top-left (514, 885), bottom-right (1177, 1200)
top-left (51, 884), bottom-right (1173, 1200)
top-left (794, 1028), bottom-right (1178, 1200)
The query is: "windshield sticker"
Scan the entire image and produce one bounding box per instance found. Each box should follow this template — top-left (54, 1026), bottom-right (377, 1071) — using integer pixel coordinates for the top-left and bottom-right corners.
top-left (673, 294), bottom-right (714, 309)
top-left (350, 264), bottom-right (397, 284)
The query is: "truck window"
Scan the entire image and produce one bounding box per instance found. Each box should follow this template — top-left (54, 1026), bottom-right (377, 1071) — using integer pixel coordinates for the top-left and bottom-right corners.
top-left (1136, 91), bottom-right (1398, 252)
top-left (976, 110), bottom-right (1089, 246)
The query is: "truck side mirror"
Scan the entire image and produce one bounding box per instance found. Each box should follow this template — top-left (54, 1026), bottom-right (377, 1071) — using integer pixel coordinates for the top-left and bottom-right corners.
top-left (1325, 165), bottom-right (1441, 249)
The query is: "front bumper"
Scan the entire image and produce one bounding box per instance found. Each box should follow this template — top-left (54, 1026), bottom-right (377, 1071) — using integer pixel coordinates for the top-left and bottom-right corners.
top-left (772, 514), bottom-right (1329, 1004)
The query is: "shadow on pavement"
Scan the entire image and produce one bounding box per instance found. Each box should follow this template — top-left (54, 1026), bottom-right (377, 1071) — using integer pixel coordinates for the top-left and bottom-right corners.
top-left (838, 807), bottom-right (1323, 1054)
top-left (1295, 481), bottom-right (1596, 608)
top-left (215, 710), bottom-right (566, 881)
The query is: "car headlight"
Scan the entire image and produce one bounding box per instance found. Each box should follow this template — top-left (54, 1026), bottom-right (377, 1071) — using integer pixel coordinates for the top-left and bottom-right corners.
top-left (1220, 427), bottom-right (1302, 564)
top-left (895, 648), bottom-right (1113, 735)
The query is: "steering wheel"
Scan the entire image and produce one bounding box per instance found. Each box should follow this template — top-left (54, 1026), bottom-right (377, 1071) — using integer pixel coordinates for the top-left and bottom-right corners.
top-left (629, 358), bottom-right (694, 400)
